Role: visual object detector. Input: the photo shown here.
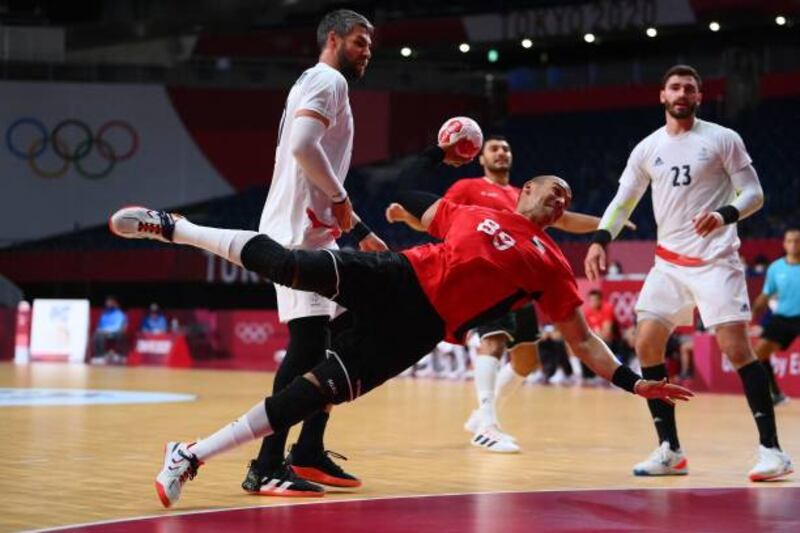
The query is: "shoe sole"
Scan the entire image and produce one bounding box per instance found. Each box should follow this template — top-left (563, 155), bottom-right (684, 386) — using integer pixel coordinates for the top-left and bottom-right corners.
top-left (291, 465), bottom-right (362, 488)
top-left (749, 467), bottom-right (794, 482)
top-left (633, 470), bottom-right (688, 476)
top-left (155, 480), bottom-right (172, 508)
top-left (247, 487), bottom-right (326, 497)
top-left (155, 442), bottom-right (173, 508)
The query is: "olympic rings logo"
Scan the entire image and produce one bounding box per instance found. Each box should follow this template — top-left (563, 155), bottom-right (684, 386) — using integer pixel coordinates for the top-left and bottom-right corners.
top-left (235, 322), bottom-right (274, 344)
top-left (608, 290), bottom-right (640, 327)
top-left (5, 117), bottom-right (139, 180)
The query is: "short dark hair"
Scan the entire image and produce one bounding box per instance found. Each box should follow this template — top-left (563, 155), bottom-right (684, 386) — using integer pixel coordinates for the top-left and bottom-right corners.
top-left (662, 64), bottom-right (702, 89)
top-left (588, 289), bottom-right (603, 298)
top-left (317, 9), bottom-right (374, 50)
top-left (481, 134), bottom-right (508, 153)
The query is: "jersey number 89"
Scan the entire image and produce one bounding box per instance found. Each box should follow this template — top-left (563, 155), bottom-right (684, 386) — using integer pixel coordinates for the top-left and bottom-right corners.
top-left (477, 218), bottom-right (516, 251)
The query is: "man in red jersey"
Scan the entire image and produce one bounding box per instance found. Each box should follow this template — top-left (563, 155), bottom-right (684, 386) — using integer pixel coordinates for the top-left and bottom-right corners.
top-left (109, 145), bottom-right (692, 509)
top-left (389, 135), bottom-right (626, 452)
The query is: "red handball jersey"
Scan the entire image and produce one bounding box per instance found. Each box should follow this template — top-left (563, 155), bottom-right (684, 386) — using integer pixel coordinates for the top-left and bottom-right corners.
top-left (444, 177), bottom-right (520, 212)
top-left (402, 199), bottom-right (583, 342)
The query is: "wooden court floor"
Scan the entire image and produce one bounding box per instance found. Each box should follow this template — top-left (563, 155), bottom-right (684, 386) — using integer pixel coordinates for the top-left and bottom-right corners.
top-left (1, 362), bottom-right (798, 532)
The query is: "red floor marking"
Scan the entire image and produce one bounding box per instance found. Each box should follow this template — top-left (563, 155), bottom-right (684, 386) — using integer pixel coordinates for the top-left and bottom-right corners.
top-left (47, 487), bottom-right (800, 533)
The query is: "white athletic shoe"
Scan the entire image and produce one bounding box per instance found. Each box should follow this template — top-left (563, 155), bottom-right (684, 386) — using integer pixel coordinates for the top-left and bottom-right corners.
top-left (155, 442), bottom-right (203, 508)
top-left (471, 426), bottom-right (520, 453)
top-left (749, 445), bottom-right (793, 482)
top-left (463, 410), bottom-right (517, 443)
top-left (632, 441), bottom-right (688, 476)
top-left (109, 206), bottom-right (182, 243)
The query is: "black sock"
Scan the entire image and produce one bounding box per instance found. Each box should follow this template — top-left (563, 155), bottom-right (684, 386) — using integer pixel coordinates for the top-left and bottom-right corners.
top-left (295, 411), bottom-right (330, 460)
top-left (738, 361), bottom-right (780, 449)
top-left (642, 364), bottom-right (681, 451)
top-left (254, 316), bottom-right (329, 473)
top-left (760, 359), bottom-right (782, 397)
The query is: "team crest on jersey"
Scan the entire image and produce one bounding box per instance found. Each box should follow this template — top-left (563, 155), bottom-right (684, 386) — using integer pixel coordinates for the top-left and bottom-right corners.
top-left (698, 147), bottom-right (710, 161)
top-left (654, 157), bottom-right (664, 166)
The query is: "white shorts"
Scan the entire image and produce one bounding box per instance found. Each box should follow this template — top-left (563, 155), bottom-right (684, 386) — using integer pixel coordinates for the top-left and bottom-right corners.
top-left (275, 285), bottom-right (342, 323)
top-left (635, 253), bottom-right (751, 330)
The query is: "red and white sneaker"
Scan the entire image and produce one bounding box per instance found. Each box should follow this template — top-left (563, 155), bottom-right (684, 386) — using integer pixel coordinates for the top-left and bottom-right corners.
top-left (109, 206), bottom-right (182, 243)
top-left (632, 442), bottom-right (688, 476)
top-left (749, 445), bottom-right (793, 482)
top-left (155, 442), bottom-right (203, 508)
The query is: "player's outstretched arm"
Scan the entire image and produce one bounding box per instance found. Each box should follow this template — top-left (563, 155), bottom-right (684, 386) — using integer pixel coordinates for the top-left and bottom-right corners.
top-left (552, 211), bottom-right (637, 234)
top-left (556, 308), bottom-right (693, 404)
top-left (386, 202), bottom-right (426, 231)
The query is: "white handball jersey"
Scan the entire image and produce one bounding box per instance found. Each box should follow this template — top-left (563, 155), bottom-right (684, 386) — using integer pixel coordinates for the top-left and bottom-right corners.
top-left (621, 118), bottom-right (753, 261)
top-left (260, 62), bottom-right (353, 248)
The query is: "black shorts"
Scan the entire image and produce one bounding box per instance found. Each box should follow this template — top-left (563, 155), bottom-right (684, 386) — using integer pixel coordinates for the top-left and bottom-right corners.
top-left (312, 250), bottom-right (445, 399)
top-left (473, 304), bottom-right (540, 347)
top-left (761, 314), bottom-right (800, 350)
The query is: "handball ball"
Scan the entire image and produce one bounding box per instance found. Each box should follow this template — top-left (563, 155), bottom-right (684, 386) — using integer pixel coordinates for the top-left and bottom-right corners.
top-left (438, 116), bottom-right (483, 160)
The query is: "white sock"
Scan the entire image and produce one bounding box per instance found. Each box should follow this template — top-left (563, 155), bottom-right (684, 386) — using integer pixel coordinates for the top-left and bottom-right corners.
top-left (191, 402), bottom-right (272, 461)
top-left (173, 219), bottom-right (257, 267)
top-left (495, 363), bottom-right (526, 409)
top-left (474, 354), bottom-right (500, 429)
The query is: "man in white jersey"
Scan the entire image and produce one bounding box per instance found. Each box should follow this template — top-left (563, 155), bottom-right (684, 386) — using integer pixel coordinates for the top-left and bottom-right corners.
top-left (585, 65), bottom-right (792, 481)
top-left (243, 9), bottom-right (387, 497)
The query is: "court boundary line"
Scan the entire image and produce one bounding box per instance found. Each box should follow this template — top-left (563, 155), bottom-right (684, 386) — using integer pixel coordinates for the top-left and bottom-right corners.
top-left (28, 483), bottom-right (783, 533)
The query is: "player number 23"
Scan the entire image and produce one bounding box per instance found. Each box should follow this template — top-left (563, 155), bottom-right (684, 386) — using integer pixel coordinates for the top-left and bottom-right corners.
top-left (670, 164), bottom-right (692, 187)
top-left (477, 218), bottom-right (516, 251)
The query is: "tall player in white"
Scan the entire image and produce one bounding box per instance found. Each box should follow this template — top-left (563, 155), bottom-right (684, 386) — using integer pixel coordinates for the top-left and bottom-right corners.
top-left (585, 65), bottom-right (793, 481)
top-left (244, 9), bottom-right (387, 497)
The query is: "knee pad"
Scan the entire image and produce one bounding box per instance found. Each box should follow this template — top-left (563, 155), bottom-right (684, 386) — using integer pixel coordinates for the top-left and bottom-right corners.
top-left (264, 376), bottom-right (327, 434)
top-left (311, 350), bottom-right (359, 404)
top-left (240, 235), bottom-right (297, 286)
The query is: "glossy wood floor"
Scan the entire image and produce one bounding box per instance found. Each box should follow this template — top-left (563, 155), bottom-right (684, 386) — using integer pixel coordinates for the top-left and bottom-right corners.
top-left (1, 362), bottom-right (798, 532)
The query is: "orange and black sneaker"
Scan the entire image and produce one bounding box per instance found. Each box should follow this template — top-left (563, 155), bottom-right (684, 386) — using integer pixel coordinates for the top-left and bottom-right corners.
top-left (287, 445), bottom-right (362, 488)
top-left (241, 459), bottom-right (325, 497)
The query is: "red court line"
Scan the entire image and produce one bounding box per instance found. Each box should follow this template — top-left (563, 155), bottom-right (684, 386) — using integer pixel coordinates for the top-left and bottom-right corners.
top-left (41, 486), bottom-right (800, 533)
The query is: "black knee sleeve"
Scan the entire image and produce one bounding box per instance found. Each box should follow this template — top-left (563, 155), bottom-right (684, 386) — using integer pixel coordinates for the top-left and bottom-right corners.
top-left (264, 376), bottom-right (328, 434)
top-left (273, 316), bottom-right (330, 393)
top-left (310, 350), bottom-right (360, 404)
top-left (241, 235), bottom-right (297, 286)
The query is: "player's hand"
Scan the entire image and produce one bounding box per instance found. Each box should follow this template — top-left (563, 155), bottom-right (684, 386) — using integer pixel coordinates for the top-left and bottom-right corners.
top-left (385, 202), bottom-right (409, 224)
top-left (624, 220), bottom-right (638, 231)
top-left (584, 243), bottom-right (607, 282)
top-left (438, 139), bottom-right (473, 167)
top-left (692, 211), bottom-right (724, 237)
top-left (634, 378), bottom-right (694, 406)
top-left (359, 232), bottom-right (388, 252)
top-left (332, 196), bottom-right (354, 232)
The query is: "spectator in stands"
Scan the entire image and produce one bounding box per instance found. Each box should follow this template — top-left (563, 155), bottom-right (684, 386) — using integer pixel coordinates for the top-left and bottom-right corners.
top-left (91, 296), bottom-right (128, 363)
top-left (582, 289), bottom-right (616, 384)
top-left (141, 303), bottom-right (168, 334)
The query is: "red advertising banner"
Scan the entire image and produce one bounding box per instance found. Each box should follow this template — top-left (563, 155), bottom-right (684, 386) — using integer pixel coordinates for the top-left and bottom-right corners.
top-left (693, 334), bottom-right (800, 396)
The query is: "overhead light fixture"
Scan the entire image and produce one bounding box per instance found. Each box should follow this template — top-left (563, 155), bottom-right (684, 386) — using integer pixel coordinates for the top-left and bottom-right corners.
top-left (584, 33), bottom-right (596, 43)
top-left (400, 47), bottom-right (412, 57)
top-left (646, 27), bottom-right (657, 38)
top-left (459, 43), bottom-right (470, 53)
top-left (775, 15), bottom-right (787, 26)
top-left (521, 38), bottom-right (533, 49)
top-left (709, 21), bottom-right (720, 32)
